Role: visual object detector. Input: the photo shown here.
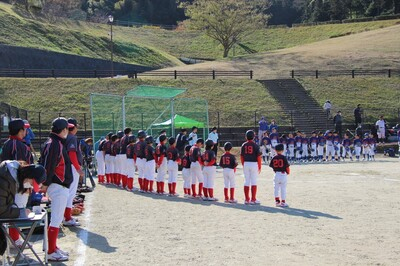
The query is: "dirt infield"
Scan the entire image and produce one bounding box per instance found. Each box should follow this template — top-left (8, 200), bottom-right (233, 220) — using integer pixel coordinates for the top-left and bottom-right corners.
top-left (22, 156), bottom-right (400, 266)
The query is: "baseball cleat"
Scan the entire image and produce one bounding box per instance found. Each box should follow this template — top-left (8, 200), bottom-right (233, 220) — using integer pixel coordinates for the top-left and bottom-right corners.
top-left (56, 247), bottom-right (69, 256)
top-left (229, 199), bottom-right (238, 204)
top-left (208, 197), bottom-right (218, 201)
top-left (244, 200), bottom-right (251, 205)
top-left (63, 218), bottom-right (80, 227)
top-left (250, 200), bottom-right (261, 205)
top-left (48, 251), bottom-right (69, 261)
top-left (280, 202), bottom-right (289, 207)
top-left (275, 201), bottom-right (281, 207)
top-left (224, 199), bottom-right (230, 203)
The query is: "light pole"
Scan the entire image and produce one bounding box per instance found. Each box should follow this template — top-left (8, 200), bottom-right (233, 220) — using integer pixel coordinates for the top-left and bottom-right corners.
top-left (108, 15), bottom-right (114, 78)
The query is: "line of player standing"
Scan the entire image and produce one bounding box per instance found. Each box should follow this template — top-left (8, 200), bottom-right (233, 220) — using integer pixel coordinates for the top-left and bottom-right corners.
top-left (95, 128), bottom-right (291, 206)
top-left (259, 128), bottom-right (378, 163)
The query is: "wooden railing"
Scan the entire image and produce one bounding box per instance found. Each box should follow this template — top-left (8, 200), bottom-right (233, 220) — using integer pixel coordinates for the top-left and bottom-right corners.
top-left (291, 69), bottom-right (400, 78)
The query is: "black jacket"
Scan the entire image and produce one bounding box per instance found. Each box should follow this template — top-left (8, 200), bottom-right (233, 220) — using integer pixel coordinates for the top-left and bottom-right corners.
top-left (0, 161), bottom-right (20, 219)
top-left (39, 133), bottom-right (73, 188)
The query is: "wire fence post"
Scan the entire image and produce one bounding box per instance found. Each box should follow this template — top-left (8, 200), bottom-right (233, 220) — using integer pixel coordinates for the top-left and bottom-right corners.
top-left (84, 113), bottom-right (87, 138)
top-left (250, 70), bottom-right (253, 79)
top-left (174, 70), bottom-right (177, 79)
top-left (352, 70), bottom-right (355, 78)
top-left (316, 70), bottom-right (319, 79)
top-left (388, 69), bottom-right (391, 78)
top-left (38, 111), bottom-right (42, 152)
top-left (291, 70), bottom-right (294, 78)
top-left (212, 70), bottom-right (216, 80)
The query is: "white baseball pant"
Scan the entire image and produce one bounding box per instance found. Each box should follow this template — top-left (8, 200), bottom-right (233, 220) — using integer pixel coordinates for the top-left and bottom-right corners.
top-left (317, 145), bottom-right (324, 157)
top-left (362, 146), bottom-right (370, 155)
top-left (310, 143), bottom-right (317, 157)
top-left (377, 128), bottom-right (385, 139)
top-left (274, 172), bottom-right (288, 200)
top-left (157, 159), bottom-right (167, 182)
top-left (302, 145), bottom-right (308, 158)
top-left (126, 158), bottom-right (135, 178)
top-left (190, 161), bottom-right (204, 184)
top-left (115, 154), bottom-right (125, 175)
top-left (182, 168), bottom-right (191, 189)
top-left (168, 160), bottom-right (178, 183)
top-left (342, 147), bottom-right (352, 158)
top-left (223, 168), bottom-right (235, 189)
top-left (243, 162), bottom-right (258, 186)
top-left (296, 144), bottom-right (302, 159)
top-left (354, 146), bottom-right (361, 157)
top-left (333, 145), bottom-right (341, 157)
top-left (95, 150), bottom-right (105, 176)
top-left (287, 146), bottom-right (295, 159)
top-left (145, 160), bottom-right (155, 181)
top-left (136, 158), bottom-right (146, 178)
top-left (105, 154), bottom-right (112, 174)
top-left (326, 144), bottom-right (335, 158)
top-left (369, 145), bottom-right (376, 156)
top-left (66, 165), bottom-right (80, 209)
top-left (203, 166), bottom-right (216, 189)
top-left (48, 183), bottom-right (69, 228)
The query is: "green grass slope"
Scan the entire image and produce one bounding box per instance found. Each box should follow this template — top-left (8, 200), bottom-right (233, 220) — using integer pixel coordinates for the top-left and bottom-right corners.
top-left (0, 2), bottom-right (180, 67)
top-left (1, 1), bottom-right (399, 64)
top-left (0, 78), bottom-right (284, 128)
top-left (298, 77), bottom-right (400, 124)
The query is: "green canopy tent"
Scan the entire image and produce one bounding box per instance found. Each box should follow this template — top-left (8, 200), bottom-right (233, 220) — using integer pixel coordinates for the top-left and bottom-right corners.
top-left (151, 114), bottom-right (205, 134)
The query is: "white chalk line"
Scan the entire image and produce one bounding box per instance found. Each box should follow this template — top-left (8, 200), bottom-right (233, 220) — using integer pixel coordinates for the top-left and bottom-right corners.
top-left (74, 191), bottom-right (93, 266)
top-left (384, 178), bottom-right (400, 182)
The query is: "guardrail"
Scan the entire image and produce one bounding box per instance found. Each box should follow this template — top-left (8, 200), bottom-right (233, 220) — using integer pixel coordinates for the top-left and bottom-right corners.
top-left (291, 69), bottom-right (400, 78)
top-left (0, 69), bottom-right (253, 79)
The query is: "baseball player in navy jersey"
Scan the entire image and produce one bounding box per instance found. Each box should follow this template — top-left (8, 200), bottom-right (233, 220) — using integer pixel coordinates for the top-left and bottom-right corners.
top-left (309, 131), bottom-right (318, 162)
top-left (280, 135), bottom-right (288, 157)
top-left (332, 131), bottom-right (341, 161)
top-left (294, 131), bottom-right (303, 163)
top-left (119, 128), bottom-right (132, 189)
top-left (353, 134), bottom-right (362, 161)
top-left (125, 135), bottom-right (137, 191)
top-left (1, 119), bottom-right (32, 163)
top-left (325, 131), bottom-right (335, 161)
top-left (341, 133), bottom-right (353, 161)
top-left (368, 133), bottom-right (376, 161)
top-left (189, 138), bottom-right (204, 198)
top-left (63, 118), bottom-right (83, 227)
top-left (219, 142), bottom-right (238, 203)
top-left (181, 145), bottom-right (192, 197)
top-left (114, 131), bottom-right (124, 187)
top-left (110, 134), bottom-right (120, 185)
top-left (155, 135), bottom-right (168, 195)
top-left (301, 133), bottom-right (309, 162)
top-left (134, 130), bottom-right (147, 192)
top-left (317, 131), bottom-right (326, 162)
top-left (96, 135), bottom-right (108, 184)
top-left (241, 130), bottom-right (262, 205)
top-left (167, 137), bottom-right (181, 196)
top-left (362, 133), bottom-right (370, 161)
top-left (269, 128), bottom-right (279, 157)
top-left (144, 136), bottom-right (156, 193)
top-left (269, 144), bottom-right (290, 207)
top-left (287, 133), bottom-right (295, 162)
top-left (39, 118), bottom-right (74, 261)
top-left (202, 139), bottom-right (217, 201)
top-left (103, 132), bottom-right (113, 184)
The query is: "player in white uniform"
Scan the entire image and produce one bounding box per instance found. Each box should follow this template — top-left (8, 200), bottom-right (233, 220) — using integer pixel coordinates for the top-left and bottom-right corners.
top-left (362, 133), bottom-right (370, 161)
top-left (188, 126), bottom-right (198, 146)
top-left (368, 133), bottom-right (376, 161)
top-left (353, 134), bottom-right (362, 161)
top-left (325, 131), bottom-right (335, 161)
top-left (317, 131), bottom-right (326, 162)
top-left (375, 116), bottom-right (386, 143)
top-left (202, 139), bottom-right (218, 201)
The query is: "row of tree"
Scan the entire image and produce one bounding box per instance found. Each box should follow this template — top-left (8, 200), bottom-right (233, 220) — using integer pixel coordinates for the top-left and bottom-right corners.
top-left (80, 0), bottom-right (400, 25)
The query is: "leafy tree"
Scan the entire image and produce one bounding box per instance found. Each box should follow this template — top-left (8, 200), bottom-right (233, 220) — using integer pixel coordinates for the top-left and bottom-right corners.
top-left (185, 0), bottom-right (270, 58)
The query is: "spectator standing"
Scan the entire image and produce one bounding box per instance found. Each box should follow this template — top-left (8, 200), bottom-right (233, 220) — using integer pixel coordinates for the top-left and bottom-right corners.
top-left (156, 130), bottom-right (167, 145)
top-left (258, 117), bottom-right (268, 144)
top-left (333, 111), bottom-right (343, 137)
top-left (176, 128), bottom-right (188, 158)
top-left (208, 127), bottom-right (219, 158)
top-left (375, 116), bottom-right (386, 143)
top-left (188, 126), bottom-right (198, 146)
top-left (269, 119), bottom-right (279, 132)
top-left (354, 104), bottom-right (362, 127)
top-left (323, 100), bottom-right (332, 119)
top-left (23, 120), bottom-right (35, 149)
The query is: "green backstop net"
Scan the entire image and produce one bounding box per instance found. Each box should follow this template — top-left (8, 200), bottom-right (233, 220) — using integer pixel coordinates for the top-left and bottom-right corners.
top-left (90, 86), bottom-right (209, 148)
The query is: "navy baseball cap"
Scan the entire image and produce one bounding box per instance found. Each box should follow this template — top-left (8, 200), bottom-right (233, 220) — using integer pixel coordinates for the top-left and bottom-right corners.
top-left (52, 117), bottom-right (74, 131)
top-left (9, 119), bottom-right (29, 134)
top-left (67, 117), bottom-right (79, 128)
top-left (275, 144), bottom-right (284, 151)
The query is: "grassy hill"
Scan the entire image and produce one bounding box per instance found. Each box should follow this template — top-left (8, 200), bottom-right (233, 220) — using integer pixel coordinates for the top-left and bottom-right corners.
top-left (0, 78), bottom-right (285, 129)
top-left (298, 77), bottom-right (400, 124)
top-left (1, 1), bottom-right (399, 67)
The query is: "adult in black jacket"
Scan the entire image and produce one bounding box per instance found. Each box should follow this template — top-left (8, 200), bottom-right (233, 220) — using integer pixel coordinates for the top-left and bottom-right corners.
top-left (39, 117), bottom-right (73, 262)
top-left (0, 160), bottom-right (46, 255)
